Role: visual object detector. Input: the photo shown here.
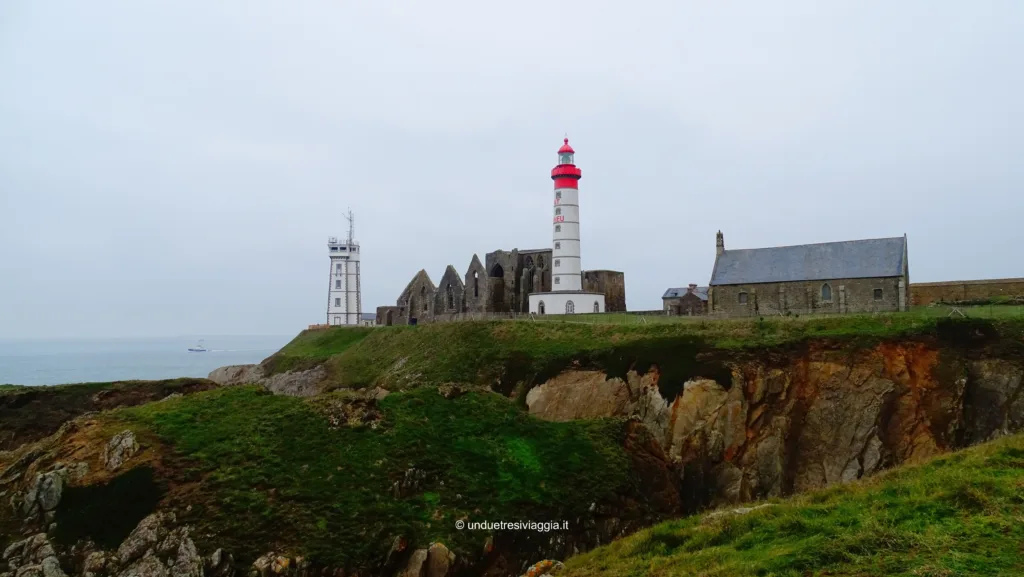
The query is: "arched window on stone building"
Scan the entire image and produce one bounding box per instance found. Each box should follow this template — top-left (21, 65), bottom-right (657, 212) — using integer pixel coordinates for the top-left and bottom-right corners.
top-left (821, 283), bottom-right (832, 302)
top-left (525, 256), bottom-right (534, 267)
top-left (473, 271), bottom-right (479, 297)
top-left (446, 284), bottom-right (454, 310)
top-left (421, 286), bottom-right (428, 311)
top-left (566, 300), bottom-right (575, 314)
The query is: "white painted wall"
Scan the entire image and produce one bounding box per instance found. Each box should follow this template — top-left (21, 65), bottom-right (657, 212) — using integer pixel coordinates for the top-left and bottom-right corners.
top-left (552, 186), bottom-right (582, 290)
top-left (327, 239), bottom-right (362, 325)
top-left (529, 292), bottom-right (605, 315)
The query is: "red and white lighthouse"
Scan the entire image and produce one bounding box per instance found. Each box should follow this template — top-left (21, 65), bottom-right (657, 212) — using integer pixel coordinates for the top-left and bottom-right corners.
top-left (551, 138), bottom-right (583, 290)
top-left (529, 138), bottom-right (605, 315)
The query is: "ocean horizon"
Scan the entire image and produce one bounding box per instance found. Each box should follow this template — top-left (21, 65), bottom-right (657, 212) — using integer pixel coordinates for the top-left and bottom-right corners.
top-left (0, 334), bottom-right (293, 386)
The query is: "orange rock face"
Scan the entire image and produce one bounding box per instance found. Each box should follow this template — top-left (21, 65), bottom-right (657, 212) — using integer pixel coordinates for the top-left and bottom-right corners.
top-left (527, 338), bottom-right (1024, 507)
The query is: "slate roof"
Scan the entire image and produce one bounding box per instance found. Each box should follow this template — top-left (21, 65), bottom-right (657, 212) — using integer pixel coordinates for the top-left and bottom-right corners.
top-left (710, 236), bottom-right (906, 286)
top-left (662, 286), bottom-right (709, 301)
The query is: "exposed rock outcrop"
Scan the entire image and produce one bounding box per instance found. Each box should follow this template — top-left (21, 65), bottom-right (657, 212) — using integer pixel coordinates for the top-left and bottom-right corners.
top-left (2, 534), bottom-right (61, 577)
top-left (526, 340), bottom-right (1024, 507)
top-left (102, 431), bottom-right (139, 472)
top-left (206, 365), bottom-right (325, 398)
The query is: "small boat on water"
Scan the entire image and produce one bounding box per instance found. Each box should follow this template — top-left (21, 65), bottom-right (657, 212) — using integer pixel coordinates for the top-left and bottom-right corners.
top-left (188, 340), bottom-right (208, 352)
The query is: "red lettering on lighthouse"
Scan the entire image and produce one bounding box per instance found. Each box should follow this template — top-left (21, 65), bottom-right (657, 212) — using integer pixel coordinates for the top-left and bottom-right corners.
top-left (554, 215), bottom-right (565, 223)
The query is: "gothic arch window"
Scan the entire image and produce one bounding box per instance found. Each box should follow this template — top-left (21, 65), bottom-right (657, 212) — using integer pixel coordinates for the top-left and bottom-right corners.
top-left (738, 292), bottom-right (748, 304)
top-left (525, 256), bottom-right (534, 267)
top-left (593, 301), bottom-right (600, 313)
top-left (566, 300), bottom-right (575, 314)
top-left (538, 301), bottom-right (545, 314)
top-left (537, 256), bottom-right (544, 268)
top-left (446, 284), bottom-right (454, 309)
top-left (490, 264), bottom-right (504, 278)
top-left (821, 283), bottom-right (832, 302)
top-left (473, 271), bottom-right (479, 297)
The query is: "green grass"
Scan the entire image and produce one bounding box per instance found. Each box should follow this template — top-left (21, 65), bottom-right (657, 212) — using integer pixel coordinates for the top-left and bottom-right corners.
top-left (114, 386), bottom-right (630, 568)
top-left (562, 434), bottom-right (1024, 577)
top-left (264, 316), bottom-right (1024, 394)
top-left (260, 327), bottom-right (375, 374)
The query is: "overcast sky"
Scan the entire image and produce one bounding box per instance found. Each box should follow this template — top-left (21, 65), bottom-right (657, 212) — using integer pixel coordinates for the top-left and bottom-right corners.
top-left (1, 1), bottom-right (1022, 339)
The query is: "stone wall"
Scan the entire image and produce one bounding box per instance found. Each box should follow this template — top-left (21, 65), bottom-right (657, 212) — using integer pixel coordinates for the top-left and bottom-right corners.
top-left (433, 266), bottom-right (466, 315)
top-left (910, 278), bottom-right (1024, 306)
top-left (665, 293), bottom-right (706, 316)
top-left (463, 255), bottom-right (487, 313)
top-left (711, 276), bottom-right (905, 316)
top-left (582, 270), bottom-right (626, 312)
top-left (375, 306), bottom-right (402, 326)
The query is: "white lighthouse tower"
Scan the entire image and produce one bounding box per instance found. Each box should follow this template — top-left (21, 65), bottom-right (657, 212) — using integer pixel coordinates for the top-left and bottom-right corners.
top-left (528, 138), bottom-right (605, 315)
top-left (326, 210), bottom-right (362, 325)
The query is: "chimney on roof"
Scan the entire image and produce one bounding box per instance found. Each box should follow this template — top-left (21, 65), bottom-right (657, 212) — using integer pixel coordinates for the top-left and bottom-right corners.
top-left (688, 284), bottom-right (697, 294)
top-left (716, 230), bottom-right (724, 256)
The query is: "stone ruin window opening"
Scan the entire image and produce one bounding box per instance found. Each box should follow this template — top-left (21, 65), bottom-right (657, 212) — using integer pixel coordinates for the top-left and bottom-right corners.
top-left (525, 256), bottom-right (534, 267)
top-left (873, 288), bottom-right (883, 300)
top-left (538, 301), bottom-right (545, 314)
top-left (447, 284), bottom-right (454, 310)
top-left (473, 271), bottom-right (479, 297)
top-left (566, 300), bottom-right (575, 314)
top-left (420, 286), bottom-right (428, 311)
top-left (821, 283), bottom-right (832, 302)
top-left (537, 256), bottom-right (544, 268)
top-left (490, 264), bottom-right (504, 278)
top-left (738, 292), bottom-right (748, 304)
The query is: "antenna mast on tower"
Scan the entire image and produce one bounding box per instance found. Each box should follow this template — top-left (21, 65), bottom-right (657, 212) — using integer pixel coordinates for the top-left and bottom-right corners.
top-left (344, 209), bottom-right (355, 246)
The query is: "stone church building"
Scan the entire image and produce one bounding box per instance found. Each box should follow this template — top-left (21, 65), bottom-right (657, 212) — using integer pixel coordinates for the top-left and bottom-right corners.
top-left (376, 248), bottom-right (625, 326)
top-left (708, 231), bottom-right (909, 316)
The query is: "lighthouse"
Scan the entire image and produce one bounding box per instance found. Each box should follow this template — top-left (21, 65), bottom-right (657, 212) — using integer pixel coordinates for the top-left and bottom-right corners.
top-left (528, 138), bottom-right (605, 315)
top-left (326, 210), bottom-right (362, 325)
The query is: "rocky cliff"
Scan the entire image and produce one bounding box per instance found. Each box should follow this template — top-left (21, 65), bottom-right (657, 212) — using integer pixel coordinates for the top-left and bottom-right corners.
top-left (2, 318), bottom-right (1023, 577)
top-left (526, 332), bottom-right (1023, 509)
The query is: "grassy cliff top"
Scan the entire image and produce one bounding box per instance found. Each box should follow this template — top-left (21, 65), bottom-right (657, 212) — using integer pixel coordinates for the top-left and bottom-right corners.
top-left (261, 313), bottom-right (1024, 391)
top-left (561, 432), bottom-right (1024, 577)
top-left (47, 386), bottom-right (631, 568)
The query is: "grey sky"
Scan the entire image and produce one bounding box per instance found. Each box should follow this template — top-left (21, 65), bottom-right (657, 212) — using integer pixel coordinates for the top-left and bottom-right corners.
top-left (1, 1), bottom-right (1021, 339)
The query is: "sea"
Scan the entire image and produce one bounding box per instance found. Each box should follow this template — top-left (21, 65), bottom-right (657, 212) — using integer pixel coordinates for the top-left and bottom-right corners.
top-left (0, 335), bottom-right (293, 386)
